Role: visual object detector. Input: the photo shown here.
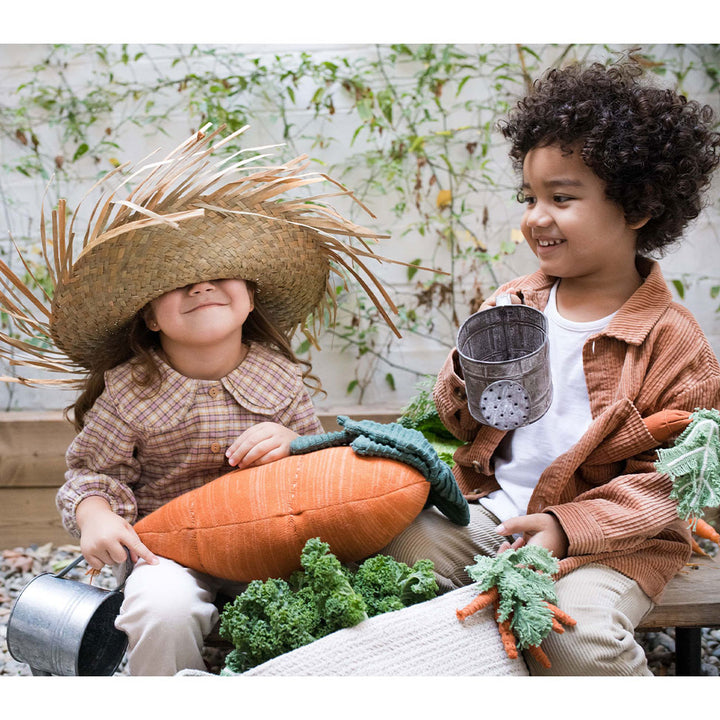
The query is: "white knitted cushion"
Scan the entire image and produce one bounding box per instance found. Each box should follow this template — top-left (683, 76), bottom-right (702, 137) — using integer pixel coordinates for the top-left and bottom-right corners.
top-left (224, 584), bottom-right (528, 676)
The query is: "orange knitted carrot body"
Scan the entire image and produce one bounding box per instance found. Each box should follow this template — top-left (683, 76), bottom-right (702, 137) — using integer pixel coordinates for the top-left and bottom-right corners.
top-left (496, 613), bottom-right (518, 659)
top-left (642, 409), bottom-right (693, 443)
top-left (526, 644), bottom-right (552, 669)
top-left (690, 517), bottom-right (720, 545)
top-left (455, 586), bottom-right (500, 621)
top-left (546, 602), bottom-right (577, 628)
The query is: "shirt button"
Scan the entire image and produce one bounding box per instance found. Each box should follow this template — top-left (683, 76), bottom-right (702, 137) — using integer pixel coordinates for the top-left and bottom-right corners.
top-left (210, 442), bottom-right (222, 453)
top-left (208, 387), bottom-right (220, 398)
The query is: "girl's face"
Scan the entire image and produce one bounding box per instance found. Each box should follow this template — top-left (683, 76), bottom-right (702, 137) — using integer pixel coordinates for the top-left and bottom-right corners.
top-left (144, 279), bottom-right (254, 349)
top-left (519, 143), bottom-right (645, 283)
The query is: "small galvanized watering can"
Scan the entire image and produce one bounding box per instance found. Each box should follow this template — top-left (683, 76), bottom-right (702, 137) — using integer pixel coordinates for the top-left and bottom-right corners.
top-left (6, 552), bottom-right (133, 676)
top-left (456, 294), bottom-right (553, 431)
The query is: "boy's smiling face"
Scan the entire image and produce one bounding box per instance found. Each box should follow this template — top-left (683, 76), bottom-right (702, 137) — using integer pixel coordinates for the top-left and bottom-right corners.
top-left (520, 143), bottom-right (645, 285)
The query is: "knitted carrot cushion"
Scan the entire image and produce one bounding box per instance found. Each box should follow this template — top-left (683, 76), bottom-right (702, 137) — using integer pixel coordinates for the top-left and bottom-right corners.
top-left (134, 447), bottom-right (430, 582)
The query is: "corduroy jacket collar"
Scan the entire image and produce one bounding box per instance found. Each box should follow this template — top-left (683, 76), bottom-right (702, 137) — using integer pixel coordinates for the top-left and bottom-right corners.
top-left (514, 257), bottom-right (672, 347)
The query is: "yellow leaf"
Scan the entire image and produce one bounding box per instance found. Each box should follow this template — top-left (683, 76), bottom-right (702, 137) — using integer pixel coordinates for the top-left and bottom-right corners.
top-left (436, 189), bottom-right (452, 209)
top-left (510, 228), bottom-right (525, 244)
top-left (470, 232), bottom-right (487, 252)
top-left (109, 157), bottom-right (121, 168)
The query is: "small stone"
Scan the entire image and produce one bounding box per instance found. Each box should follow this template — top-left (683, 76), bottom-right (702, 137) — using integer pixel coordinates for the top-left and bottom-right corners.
top-left (648, 647), bottom-right (672, 662)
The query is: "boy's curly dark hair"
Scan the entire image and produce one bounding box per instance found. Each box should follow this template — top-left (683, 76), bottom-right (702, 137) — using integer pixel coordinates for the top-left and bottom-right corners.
top-left (498, 57), bottom-right (720, 256)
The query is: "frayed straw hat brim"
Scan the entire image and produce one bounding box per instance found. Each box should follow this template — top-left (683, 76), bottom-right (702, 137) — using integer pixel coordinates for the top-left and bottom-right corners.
top-left (51, 201), bottom-right (330, 368)
top-left (0, 125), bottom-right (404, 385)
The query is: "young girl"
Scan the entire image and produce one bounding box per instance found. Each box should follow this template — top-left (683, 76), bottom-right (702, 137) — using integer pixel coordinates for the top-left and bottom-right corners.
top-left (383, 57), bottom-right (720, 675)
top-left (1, 126), bottom-right (399, 675)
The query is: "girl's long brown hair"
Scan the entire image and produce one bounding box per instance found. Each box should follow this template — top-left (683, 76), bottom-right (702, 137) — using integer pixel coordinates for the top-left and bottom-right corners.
top-left (67, 283), bottom-right (323, 431)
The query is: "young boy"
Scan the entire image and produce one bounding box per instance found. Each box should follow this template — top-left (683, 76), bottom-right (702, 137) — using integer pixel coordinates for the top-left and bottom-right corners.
top-left (383, 58), bottom-right (720, 675)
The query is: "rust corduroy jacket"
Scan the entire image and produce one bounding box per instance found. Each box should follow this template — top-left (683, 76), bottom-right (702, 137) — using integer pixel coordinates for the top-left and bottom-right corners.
top-left (434, 258), bottom-right (720, 602)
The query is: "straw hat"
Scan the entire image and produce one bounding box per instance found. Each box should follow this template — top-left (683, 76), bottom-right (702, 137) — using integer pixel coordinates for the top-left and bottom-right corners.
top-left (0, 125), bottom-right (402, 386)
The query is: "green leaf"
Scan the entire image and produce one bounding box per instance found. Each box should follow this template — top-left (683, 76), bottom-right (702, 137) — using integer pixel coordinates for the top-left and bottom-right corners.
top-left (357, 98), bottom-right (374, 122)
top-left (295, 339), bottom-right (311, 354)
top-left (377, 88), bottom-right (393, 124)
top-left (72, 143), bottom-right (89, 161)
top-left (408, 135), bottom-right (425, 153)
top-left (671, 279), bottom-right (685, 299)
top-left (346, 379), bottom-right (359, 394)
top-left (407, 258), bottom-right (421, 281)
top-left (385, 373), bottom-right (396, 391)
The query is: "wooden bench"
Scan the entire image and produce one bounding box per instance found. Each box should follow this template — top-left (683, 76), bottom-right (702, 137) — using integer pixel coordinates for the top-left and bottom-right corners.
top-left (635, 554), bottom-right (720, 675)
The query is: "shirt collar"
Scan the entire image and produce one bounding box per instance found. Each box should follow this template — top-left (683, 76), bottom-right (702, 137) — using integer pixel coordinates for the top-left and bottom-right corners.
top-left (150, 342), bottom-right (299, 413)
top-left (222, 342), bottom-right (298, 413)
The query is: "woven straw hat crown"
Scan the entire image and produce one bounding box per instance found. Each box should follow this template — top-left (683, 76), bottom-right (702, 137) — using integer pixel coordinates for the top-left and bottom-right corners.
top-left (0, 125), bottom-right (400, 385)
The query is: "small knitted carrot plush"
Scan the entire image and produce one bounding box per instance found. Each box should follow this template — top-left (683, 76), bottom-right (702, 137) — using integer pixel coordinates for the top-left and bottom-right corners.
top-left (648, 408), bottom-right (720, 553)
top-left (456, 545), bottom-right (575, 668)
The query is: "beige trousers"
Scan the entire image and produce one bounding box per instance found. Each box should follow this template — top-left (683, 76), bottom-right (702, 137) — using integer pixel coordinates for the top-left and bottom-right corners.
top-left (114, 557), bottom-right (246, 676)
top-left (381, 504), bottom-right (654, 676)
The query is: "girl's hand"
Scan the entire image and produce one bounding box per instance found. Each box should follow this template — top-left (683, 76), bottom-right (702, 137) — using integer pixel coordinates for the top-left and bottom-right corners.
top-left (496, 513), bottom-right (569, 559)
top-left (226, 422), bottom-right (299, 469)
top-left (76, 496), bottom-right (158, 570)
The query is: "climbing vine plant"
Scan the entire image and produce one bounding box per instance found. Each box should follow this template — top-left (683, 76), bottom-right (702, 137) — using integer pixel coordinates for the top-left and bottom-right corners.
top-left (1, 43), bottom-right (719, 407)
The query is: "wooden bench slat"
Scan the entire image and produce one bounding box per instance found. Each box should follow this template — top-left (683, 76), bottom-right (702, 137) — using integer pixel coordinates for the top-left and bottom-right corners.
top-left (0, 487), bottom-right (71, 547)
top-left (637, 555), bottom-right (720, 630)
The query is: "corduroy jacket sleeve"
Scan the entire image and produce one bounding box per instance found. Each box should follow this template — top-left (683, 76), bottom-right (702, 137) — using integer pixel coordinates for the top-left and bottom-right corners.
top-left (546, 372), bottom-right (720, 558)
top-left (432, 349), bottom-right (483, 443)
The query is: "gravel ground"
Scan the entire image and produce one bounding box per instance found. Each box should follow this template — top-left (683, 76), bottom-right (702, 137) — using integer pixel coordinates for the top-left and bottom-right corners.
top-left (1, 542), bottom-right (718, 677)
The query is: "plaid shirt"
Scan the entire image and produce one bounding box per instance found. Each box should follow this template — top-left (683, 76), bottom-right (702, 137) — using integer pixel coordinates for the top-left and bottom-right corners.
top-left (56, 343), bottom-right (323, 537)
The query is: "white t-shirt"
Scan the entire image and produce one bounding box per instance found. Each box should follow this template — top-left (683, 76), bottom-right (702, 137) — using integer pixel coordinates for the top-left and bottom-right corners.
top-left (480, 283), bottom-right (616, 523)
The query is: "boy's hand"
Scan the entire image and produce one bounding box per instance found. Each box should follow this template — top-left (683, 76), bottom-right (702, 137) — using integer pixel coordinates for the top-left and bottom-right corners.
top-left (76, 495), bottom-right (158, 570)
top-left (479, 288), bottom-right (523, 311)
top-left (496, 513), bottom-right (569, 559)
top-left (226, 422), bottom-right (299, 469)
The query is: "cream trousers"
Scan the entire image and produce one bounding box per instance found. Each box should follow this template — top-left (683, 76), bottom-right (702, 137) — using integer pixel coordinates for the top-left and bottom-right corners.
top-left (381, 504), bottom-right (654, 676)
top-left (114, 557), bottom-right (246, 676)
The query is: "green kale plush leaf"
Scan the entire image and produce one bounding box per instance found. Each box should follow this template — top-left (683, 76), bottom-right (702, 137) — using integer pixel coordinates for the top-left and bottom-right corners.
top-left (349, 554), bottom-right (438, 617)
top-left (219, 538), bottom-right (439, 672)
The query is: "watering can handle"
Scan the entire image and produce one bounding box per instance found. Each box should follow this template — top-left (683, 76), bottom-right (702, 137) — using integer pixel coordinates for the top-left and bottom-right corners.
top-left (496, 293), bottom-right (518, 307)
top-left (54, 547), bottom-right (134, 591)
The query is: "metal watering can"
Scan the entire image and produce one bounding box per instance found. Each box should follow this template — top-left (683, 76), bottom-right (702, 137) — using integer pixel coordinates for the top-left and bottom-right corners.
top-left (456, 294), bottom-right (553, 431)
top-left (6, 553), bottom-right (133, 676)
